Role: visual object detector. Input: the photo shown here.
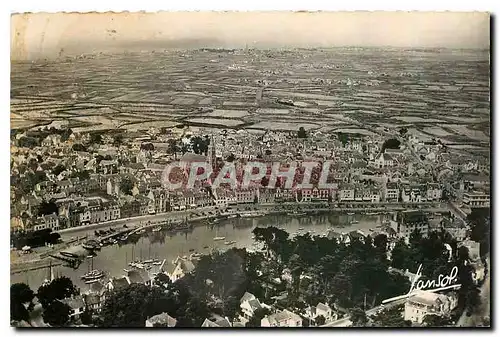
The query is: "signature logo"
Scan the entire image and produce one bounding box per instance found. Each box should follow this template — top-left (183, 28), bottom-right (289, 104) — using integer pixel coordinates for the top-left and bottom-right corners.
top-left (382, 264), bottom-right (461, 305)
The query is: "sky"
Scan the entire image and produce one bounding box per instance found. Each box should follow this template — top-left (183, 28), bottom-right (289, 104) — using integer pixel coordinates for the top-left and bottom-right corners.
top-left (11, 12), bottom-right (490, 60)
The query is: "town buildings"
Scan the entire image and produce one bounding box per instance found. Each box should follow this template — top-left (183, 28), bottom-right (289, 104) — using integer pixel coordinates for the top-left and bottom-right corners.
top-left (404, 290), bottom-right (458, 324)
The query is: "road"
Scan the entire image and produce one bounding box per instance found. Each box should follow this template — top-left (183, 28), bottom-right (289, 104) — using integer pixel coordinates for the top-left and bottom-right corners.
top-left (456, 256), bottom-right (490, 327)
top-left (57, 205), bottom-right (220, 240)
top-left (321, 298), bottom-right (407, 327)
top-left (56, 201), bottom-right (447, 238)
top-left (447, 201), bottom-right (469, 225)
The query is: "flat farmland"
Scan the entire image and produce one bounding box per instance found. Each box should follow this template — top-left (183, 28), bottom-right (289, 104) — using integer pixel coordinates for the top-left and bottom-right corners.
top-left (10, 47), bottom-right (489, 156)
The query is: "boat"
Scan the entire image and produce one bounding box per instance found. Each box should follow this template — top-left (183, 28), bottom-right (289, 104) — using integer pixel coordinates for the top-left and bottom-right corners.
top-left (241, 212), bottom-right (261, 218)
top-left (191, 252), bottom-right (203, 258)
top-left (85, 279), bottom-right (100, 284)
top-left (347, 212), bottom-right (355, 216)
top-left (213, 236), bottom-right (226, 241)
top-left (287, 211), bottom-right (306, 216)
top-left (225, 241), bottom-right (236, 245)
top-left (298, 227), bottom-right (304, 231)
top-left (189, 248), bottom-right (195, 252)
top-left (153, 261), bottom-right (163, 265)
top-left (152, 226), bottom-right (162, 232)
top-left (227, 214), bottom-right (239, 219)
top-left (203, 245), bottom-right (209, 249)
top-left (81, 269), bottom-right (104, 281)
top-left (350, 220), bottom-right (359, 224)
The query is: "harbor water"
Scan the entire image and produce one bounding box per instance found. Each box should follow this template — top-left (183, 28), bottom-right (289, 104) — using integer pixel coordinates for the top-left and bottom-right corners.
top-left (11, 213), bottom-right (392, 290)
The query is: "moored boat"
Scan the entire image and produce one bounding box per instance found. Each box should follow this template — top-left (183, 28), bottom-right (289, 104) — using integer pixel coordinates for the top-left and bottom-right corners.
top-left (287, 211), bottom-right (306, 216)
top-left (81, 269), bottom-right (104, 281)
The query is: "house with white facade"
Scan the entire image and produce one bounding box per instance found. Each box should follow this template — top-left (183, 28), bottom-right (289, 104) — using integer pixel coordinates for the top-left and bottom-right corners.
top-left (59, 295), bottom-right (86, 320)
top-left (167, 256), bottom-right (196, 282)
top-left (373, 153), bottom-right (394, 168)
top-left (240, 292), bottom-right (264, 321)
top-left (305, 302), bottom-right (337, 323)
top-left (404, 290), bottom-right (458, 324)
top-left (261, 309), bottom-right (302, 327)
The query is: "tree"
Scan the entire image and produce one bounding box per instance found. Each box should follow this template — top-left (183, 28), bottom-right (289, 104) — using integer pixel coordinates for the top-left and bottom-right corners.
top-left (113, 134), bottom-right (124, 147)
top-left (11, 283), bottom-right (35, 306)
top-left (423, 314), bottom-right (452, 327)
top-left (350, 307), bottom-right (368, 327)
top-left (11, 301), bottom-right (30, 323)
top-left (80, 307), bottom-right (93, 325)
top-left (42, 300), bottom-right (71, 326)
top-left (226, 153), bottom-right (235, 162)
top-left (190, 136), bottom-right (209, 155)
top-left (468, 208), bottom-right (490, 256)
top-left (89, 133), bottom-right (102, 144)
top-left (101, 283), bottom-right (173, 327)
top-left (371, 306), bottom-right (412, 327)
top-left (36, 277), bottom-right (78, 307)
top-left (381, 138), bottom-right (401, 152)
top-left (175, 297), bottom-right (211, 327)
top-left (18, 136), bottom-right (39, 148)
top-left (315, 315), bottom-right (326, 326)
top-left (72, 143), bottom-right (87, 152)
top-left (52, 165), bottom-right (66, 176)
top-left (38, 200), bottom-right (58, 217)
top-left (141, 143), bottom-right (155, 151)
top-left (120, 177), bottom-right (134, 196)
top-left (265, 149), bottom-right (272, 156)
top-left (60, 129), bottom-right (72, 142)
top-left (246, 307), bottom-right (270, 327)
top-left (298, 127), bottom-right (307, 138)
top-left (399, 127), bottom-right (408, 136)
top-left (11, 283), bottom-right (34, 322)
top-left (373, 234), bottom-right (388, 255)
top-left (337, 132), bottom-right (349, 146)
top-left (154, 273), bottom-right (172, 290)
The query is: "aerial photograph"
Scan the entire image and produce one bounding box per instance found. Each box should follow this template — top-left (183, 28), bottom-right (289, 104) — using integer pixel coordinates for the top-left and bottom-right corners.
top-left (10, 12), bottom-right (490, 328)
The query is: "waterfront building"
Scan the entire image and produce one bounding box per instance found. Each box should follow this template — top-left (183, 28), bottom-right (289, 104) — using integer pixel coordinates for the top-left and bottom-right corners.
top-left (33, 213), bottom-right (60, 231)
top-left (394, 210), bottom-right (430, 241)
